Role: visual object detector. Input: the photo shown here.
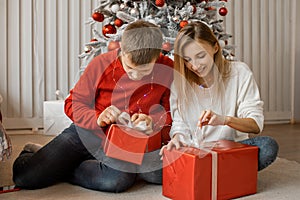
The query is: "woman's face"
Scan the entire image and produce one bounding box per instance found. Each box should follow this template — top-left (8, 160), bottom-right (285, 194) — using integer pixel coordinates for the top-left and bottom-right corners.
top-left (182, 41), bottom-right (218, 79)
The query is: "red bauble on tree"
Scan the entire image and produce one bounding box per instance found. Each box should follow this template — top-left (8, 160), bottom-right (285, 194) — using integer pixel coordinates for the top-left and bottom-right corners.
top-left (102, 24), bottom-right (117, 37)
top-left (155, 0), bottom-right (165, 7)
top-left (92, 12), bottom-right (104, 22)
top-left (219, 7), bottom-right (228, 16)
top-left (192, 5), bottom-right (197, 14)
top-left (90, 38), bottom-right (98, 42)
top-left (114, 18), bottom-right (123, 27)
top-left (205, 6), bottom-right (216, 11)
top-left (180, 20), bottom-right (189, 28)
top-left (84, 46), bottom-right (92, 53)
top-left (162, 42), bottom-right (172, 52)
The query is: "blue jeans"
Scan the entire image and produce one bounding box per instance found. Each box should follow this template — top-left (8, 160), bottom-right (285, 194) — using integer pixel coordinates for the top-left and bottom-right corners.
top-left (240, 136), bottom-right (279, 171)
top-left (13, 124), bottom-right (162, 192)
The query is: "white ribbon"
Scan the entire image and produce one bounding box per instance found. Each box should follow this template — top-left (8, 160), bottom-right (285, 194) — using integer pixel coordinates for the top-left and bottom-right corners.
top-left (117, 112), bottom-right (152, 134)
top-left (202, 146), bottom-right (218, 200)
top-left (191, 126), bottom-right (218, 199)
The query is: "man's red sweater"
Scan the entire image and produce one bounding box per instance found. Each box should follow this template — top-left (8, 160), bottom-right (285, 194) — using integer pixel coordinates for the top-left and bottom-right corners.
top-left (65, 49), bottom-right (174, 143)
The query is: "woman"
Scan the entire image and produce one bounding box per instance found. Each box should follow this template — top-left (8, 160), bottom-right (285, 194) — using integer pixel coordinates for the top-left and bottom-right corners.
top-left (161, 21), bottom-right (278, 171)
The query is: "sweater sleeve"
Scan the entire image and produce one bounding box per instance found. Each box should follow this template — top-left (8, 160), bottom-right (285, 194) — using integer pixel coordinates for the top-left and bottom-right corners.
top-left (149, 56), bottom-right (174, 143)
top-left (64, 55), bottom-right (108, 131)
top-left (236, 63), bottom-right (264, 133)
top-left (169, 83), bottom-right (192, 142)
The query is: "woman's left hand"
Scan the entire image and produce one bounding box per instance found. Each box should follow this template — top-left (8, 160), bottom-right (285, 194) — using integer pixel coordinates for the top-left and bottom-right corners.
top-left (198, 110), bottom-right (227, 128)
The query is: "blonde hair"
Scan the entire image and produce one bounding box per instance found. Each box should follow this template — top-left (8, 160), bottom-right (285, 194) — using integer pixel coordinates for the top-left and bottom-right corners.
top-left (173, 21), bottom-right (230, 112)
top-left (121, 20), bottom-right (163, 65)
top-left (174, 21), bottom-right (230, 85)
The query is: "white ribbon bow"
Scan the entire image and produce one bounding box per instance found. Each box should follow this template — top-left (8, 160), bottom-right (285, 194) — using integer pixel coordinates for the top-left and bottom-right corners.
top-left (117, 112), bottom-right (152, 135)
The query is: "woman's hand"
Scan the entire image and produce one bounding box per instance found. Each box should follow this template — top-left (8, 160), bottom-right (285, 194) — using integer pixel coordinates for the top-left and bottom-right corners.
top-left (199, 110), bottom-right (260, 134)
top-left (198, 110), bottom-right (227, 128)
top-left (159, 133), bottom-right (187, 160)
top-left (97, 105), bottom-right (121, 127)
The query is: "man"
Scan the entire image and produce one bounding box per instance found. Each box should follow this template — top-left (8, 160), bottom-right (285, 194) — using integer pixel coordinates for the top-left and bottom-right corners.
top-left (13, 20), bottom-right (174, 193)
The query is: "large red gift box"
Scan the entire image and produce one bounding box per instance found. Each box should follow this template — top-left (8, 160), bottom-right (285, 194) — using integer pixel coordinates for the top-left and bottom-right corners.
top-left (163, 140), bottom-right (258, 200)
top-left (104, 124), bottom-right (162, 165)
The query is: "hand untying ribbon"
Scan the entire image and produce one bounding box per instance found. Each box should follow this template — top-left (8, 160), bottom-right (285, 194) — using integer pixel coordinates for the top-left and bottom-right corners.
top-left (117, 112), bottom-right (153, 135)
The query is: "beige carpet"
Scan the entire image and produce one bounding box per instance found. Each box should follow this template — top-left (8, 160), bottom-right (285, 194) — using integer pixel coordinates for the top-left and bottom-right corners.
top-left (1, 134), bottom-right (300, 200)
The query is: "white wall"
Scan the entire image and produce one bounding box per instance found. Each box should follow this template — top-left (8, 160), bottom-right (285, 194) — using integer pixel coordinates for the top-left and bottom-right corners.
top-left (0, 0), bottom-right (100, 129)
top-left (0, 0), bottom-right (298, 129)
top-left (294, 1), bottom-right (300, 122)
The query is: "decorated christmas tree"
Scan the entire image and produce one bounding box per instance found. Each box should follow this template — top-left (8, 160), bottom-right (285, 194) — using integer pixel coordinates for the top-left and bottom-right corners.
top-left (78, 0), bottom-right (234, 73)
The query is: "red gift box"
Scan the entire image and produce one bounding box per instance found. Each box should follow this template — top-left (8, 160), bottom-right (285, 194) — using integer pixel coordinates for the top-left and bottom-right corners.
top-left (104, 124), bottom-right (162, 165)
top-left (163, 140), bottom-right (258, 200)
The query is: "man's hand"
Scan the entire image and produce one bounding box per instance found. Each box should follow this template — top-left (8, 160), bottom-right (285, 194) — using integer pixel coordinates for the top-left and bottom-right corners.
top-left (97, 105), bottom-right (121, 127)
top-left (131, 113), bottom-right (153, 134)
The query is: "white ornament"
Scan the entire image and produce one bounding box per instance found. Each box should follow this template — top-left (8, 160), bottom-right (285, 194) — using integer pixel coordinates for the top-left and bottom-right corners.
top-left (172, 15), bottom-right (180, 22)
top-left (130, 8), bottom-right (139, 17)
top-left (219, 40), bottom-right (225, 48)
top-left (120, 3), bottom-right (126, 9)
top-left (148, 19), bottom-right (156, 24)
top-left (111, 4), bottom-right (120, 13)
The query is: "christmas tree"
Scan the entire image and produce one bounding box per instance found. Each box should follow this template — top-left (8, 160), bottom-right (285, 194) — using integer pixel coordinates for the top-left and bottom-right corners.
top-left (78, 0), bottom-right (234, 73)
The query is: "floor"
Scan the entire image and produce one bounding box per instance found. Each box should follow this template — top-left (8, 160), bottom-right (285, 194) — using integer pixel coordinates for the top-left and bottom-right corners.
top-left (255, 123), bottom-right (300, 162)
top-left (1, 123), bottom-right (299, 199)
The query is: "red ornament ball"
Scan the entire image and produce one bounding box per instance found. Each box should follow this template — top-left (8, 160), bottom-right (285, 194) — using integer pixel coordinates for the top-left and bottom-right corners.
top-left (162, 42), bottom-right (172, 52)
top-left (92, 12), bottom-right (104, 22)
top-left (192, 5), bottom-right (197, 14)
top-left (107, 41), bottom-right (120, 51)
top-left (205, 6), bottom-right (216, 11)
top-left (102, 24), bottom-right (117, 37)
top-left (219, 7), bottom-right (228, 16)
top-left (180, 20), bottom-right (189, 28)
top-left (155, 0), bottom-right (165, 7)
top-left (90, 38), bottom-right (98, 42)
top-left (114, 18), bottom-right (123, 27)
top-left (84, 46), bottom-right (92, 53)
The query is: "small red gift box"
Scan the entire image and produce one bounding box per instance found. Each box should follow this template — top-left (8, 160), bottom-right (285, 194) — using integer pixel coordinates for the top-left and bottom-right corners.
top-left (163, 140), bottom-right (258, 200)
top-left (104, 124), bottom-right (162, 165)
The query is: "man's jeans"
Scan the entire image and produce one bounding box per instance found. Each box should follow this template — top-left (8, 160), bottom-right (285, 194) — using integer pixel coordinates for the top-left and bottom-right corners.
top-left (13, 124), bottom-right (162, 192)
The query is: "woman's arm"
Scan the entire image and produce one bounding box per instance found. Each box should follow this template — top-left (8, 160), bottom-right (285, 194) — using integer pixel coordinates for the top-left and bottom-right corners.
top-left (225, 116), bottom-right (260, 134)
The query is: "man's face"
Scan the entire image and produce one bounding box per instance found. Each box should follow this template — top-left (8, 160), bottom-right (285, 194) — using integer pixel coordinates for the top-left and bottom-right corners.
top-left (121, 53), bottom-right (156, 80)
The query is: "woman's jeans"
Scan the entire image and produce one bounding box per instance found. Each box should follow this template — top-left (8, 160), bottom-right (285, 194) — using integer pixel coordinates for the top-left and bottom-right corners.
top-left (240, 136), bottom-right (279, 171)
top-left (13, 123), bottom-right (278, 192)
